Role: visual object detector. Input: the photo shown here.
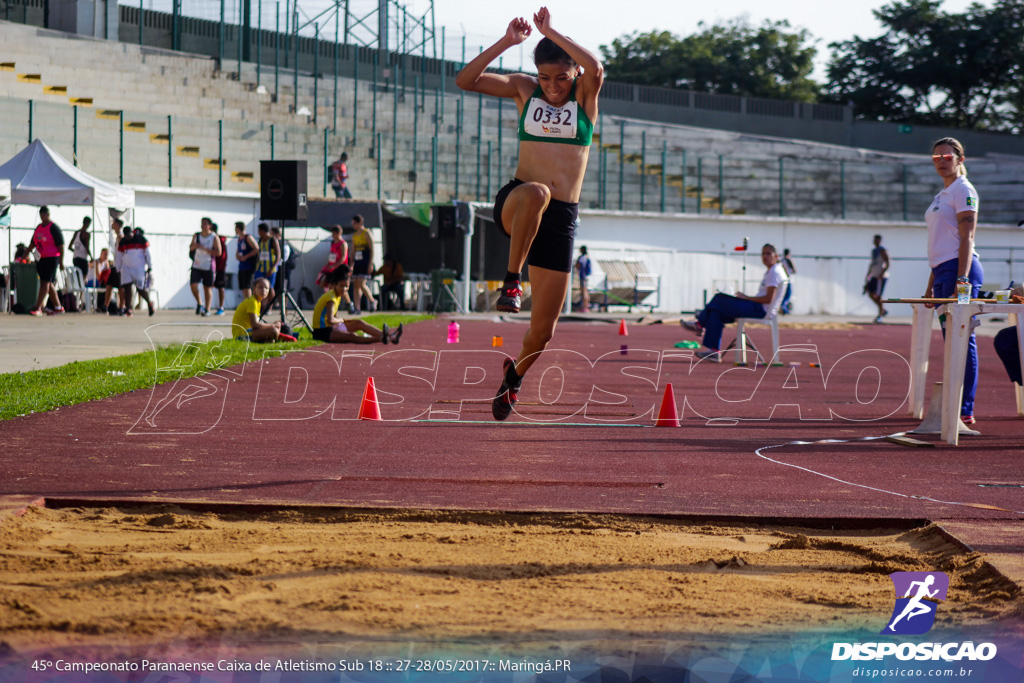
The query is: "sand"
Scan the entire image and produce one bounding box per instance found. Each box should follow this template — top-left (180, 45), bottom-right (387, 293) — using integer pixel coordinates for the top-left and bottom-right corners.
top-left (2, 503), bottom-right (1021, 660)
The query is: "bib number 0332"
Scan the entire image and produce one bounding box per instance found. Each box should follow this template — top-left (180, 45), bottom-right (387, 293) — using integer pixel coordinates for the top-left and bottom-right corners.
top-left (524, 99), bottom-right (578, 139)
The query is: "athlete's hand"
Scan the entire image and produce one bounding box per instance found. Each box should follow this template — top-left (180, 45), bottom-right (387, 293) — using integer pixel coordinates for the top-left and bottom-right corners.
top-left (505, 17), bottom-right (531, 45)
top-left (533, 7), bottom-right (553, 37)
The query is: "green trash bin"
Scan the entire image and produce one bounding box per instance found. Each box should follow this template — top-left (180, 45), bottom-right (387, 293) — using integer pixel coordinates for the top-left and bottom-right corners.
top-left (12, 262), bottom-right (39, 311)
top-left (430, 268), bottom-right (459, 312)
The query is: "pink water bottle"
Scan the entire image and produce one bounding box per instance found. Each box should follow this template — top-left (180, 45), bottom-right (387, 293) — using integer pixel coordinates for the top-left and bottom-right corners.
top-left (447, 321), bottom-right (460, 343)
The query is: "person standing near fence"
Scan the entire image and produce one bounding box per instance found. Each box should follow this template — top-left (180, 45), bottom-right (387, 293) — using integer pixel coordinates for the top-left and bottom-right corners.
top-left (922, 137), bottom-right (983, 426)
top-left (211, 223), bottom-right (229, 315)
top-left (234, 221), bottom-right (258, 299)
top-left (119, 226), bottom-right (155, 317)
top-left (575, 245), bottom-right (592, 312)
top-left (189, 217), bottom-right (222, 316)
top-left (252, 222), bottom-right (280, 301)
top-left (456, 7), bottom-right (604, 420)
top-left (28, 206), bottom-right (65, 316)
top-left (864, 234), bottom-right (890, 323)
top-left (103, 218), bottom-right (124, 314)
top-left (349, 215), bottom-right (375, 314)
top-left (330, 152), bottom-right (353, 199)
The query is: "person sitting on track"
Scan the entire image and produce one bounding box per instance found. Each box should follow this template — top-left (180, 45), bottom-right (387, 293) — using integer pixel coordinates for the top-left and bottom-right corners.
top-left (231, 277), bottom-right (281, 343)
top-left (993, 284), bottom-right (1023, 386)
top-left (311, 266), bottom-right (402, 345)
top-left (455, 6), bottom-right (604, 420)
top-left (680, 243), bottom-right (789, 363)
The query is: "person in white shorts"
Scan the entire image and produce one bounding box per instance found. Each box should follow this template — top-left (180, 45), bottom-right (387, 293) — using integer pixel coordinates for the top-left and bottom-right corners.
top-left (118, 227), bottom-right (155, 317)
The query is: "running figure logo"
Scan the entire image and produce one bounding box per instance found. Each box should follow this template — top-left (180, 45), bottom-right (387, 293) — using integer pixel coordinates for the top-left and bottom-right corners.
top-left (881, 571), bottom-right (949, 635)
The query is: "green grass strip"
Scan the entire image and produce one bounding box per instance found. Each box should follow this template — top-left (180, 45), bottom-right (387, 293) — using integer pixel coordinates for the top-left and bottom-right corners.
top-left (0, 314), bottom-right (432, 421)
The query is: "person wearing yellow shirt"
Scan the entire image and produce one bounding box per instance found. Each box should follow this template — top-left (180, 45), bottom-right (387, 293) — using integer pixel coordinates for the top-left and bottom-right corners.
top-left (349, 214), bottom-right (376, 314)
top-left (312, 265), bottom-right (403, 344)
top-left (231, 278), bottom-right (281, 343)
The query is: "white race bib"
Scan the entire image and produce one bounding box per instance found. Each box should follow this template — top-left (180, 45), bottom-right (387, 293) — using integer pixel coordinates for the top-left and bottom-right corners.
top-left (260, 250), bottom-right (270, 261)
top-left (523, 98), bottom-right (578, 140)
top-left (329, 252), bottom-right (338, 264)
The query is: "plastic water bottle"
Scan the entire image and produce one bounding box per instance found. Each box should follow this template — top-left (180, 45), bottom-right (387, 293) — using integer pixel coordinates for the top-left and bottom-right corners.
top-left (447, 321), bottom-right (460, 343)
top-left (956, 277), bottom-right (970, 305)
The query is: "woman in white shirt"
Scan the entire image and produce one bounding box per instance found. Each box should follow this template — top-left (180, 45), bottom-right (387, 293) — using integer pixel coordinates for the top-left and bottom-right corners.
top-left (923, 137), bottom-right (983, 425)
top-left (680, 243), bottom-right (789, 363)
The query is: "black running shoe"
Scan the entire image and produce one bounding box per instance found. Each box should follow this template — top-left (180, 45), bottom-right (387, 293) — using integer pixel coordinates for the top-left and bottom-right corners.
top-left (391, 323), bottom-right (404, 345)
top-left (495, 281), bottom-right (523, 313)
top-left (381, 322), bottom-right (390, 345)
top-left (491, 357), bottom-right (521, 421)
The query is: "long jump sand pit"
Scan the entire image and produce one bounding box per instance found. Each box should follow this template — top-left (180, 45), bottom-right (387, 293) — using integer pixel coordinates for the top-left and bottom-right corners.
top-left (2, 503), bottom-right (1021, 658)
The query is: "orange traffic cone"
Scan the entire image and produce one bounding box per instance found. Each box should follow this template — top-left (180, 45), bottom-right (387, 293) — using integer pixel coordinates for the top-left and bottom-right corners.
top-left (618, 319), bottom-right (628, 336)
top-left (655, 383), bottom-right (680, 427)
top-left (358, 377), bottom-right (382, 420)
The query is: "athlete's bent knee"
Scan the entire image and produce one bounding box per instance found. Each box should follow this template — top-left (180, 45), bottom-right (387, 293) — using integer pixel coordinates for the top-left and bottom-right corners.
top-left (521, 182), bottom-right (551, 207)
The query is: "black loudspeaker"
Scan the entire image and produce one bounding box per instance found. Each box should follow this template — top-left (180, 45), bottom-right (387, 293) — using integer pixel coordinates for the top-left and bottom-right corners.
top-left (260, 160), bottom-right (308, 221)
top-left (432, 205), bottom-right (458, 239)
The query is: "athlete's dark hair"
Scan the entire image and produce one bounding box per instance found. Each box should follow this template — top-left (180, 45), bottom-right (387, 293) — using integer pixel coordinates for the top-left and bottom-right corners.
top-left (534, 38), bottom-right (576, 68)
top-left (328, 263), bottom-right (351, 284)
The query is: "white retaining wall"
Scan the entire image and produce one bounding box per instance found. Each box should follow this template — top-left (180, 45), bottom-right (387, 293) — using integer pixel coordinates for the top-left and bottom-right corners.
top-left (7, 191), bottom-right (1023, 314)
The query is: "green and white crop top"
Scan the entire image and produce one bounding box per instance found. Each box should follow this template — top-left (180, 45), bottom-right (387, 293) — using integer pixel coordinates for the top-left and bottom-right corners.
top-left (518, 81), bottom-right (594, 147)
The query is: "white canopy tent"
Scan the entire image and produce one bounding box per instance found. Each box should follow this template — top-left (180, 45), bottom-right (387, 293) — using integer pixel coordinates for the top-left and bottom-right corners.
top-left (0, 139), bottom-right (135, 261)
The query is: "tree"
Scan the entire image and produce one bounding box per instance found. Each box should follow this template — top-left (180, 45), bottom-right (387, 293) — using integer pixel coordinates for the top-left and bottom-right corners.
top-left (824, 0), bottom-right (1024, 132)
top-left (600, 18), bottom-right (820, 102)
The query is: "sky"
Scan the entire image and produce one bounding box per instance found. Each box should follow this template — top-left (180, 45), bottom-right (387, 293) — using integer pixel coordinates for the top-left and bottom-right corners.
top-left (158, 0), bottom-right (994, 81)
top-left (394, 0), bottom-right (994, 79)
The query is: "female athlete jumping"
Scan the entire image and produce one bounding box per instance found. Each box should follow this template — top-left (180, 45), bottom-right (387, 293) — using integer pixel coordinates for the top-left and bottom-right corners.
top-left (456, 7), bottom-right (603, 420)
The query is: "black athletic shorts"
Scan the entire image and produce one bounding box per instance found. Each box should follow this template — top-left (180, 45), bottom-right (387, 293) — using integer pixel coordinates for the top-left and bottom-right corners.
top-left (107, 268), bottom-right (121, 288)
top-left (214, 269), bottom-right (226, 289)
top-left (312, 327), bottom-right (333, 342)
top-left (237, 269), bottom-right (254, 290)
top-left (493, 178), bottom-right (579, 273)
top-left (351, 255), bottom-right (371, 277)
top-left (36, 257), bottom-right (59, 284)
top-left (190, 267), bottom-right (214, 287)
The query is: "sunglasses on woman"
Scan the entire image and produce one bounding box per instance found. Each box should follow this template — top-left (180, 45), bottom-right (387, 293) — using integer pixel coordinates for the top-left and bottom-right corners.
top-left (931, 154), bottom-right (958, 161)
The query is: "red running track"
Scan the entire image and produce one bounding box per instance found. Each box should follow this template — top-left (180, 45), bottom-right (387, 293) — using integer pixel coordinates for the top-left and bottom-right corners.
top-left (2, 318), bottom-right (1022, 564)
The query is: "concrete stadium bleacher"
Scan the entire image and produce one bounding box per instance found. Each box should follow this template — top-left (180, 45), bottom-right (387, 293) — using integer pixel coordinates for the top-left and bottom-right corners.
top-left (1, 18), bottom-right (1023, 224)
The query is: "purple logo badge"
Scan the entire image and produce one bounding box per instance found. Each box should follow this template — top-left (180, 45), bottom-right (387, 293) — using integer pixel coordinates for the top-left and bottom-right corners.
top-left (881, 572), bottom-right (949, 635)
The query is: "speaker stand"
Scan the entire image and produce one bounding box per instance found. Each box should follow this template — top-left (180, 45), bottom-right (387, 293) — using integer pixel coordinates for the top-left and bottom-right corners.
top-left (279, 290), bottom-right (311, 332)
top-left (432, 282), bottom-right (466, 314)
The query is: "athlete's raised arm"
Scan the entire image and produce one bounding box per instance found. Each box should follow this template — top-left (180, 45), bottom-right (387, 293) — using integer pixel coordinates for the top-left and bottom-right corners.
top-left (455, 18), bottom-right (534, 99)
top-left (532, 7), bottom-right (603, 111)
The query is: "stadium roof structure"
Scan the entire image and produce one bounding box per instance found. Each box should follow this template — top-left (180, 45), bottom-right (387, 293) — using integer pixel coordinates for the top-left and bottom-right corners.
top-left (0, 139), bottom-right (134, 212)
